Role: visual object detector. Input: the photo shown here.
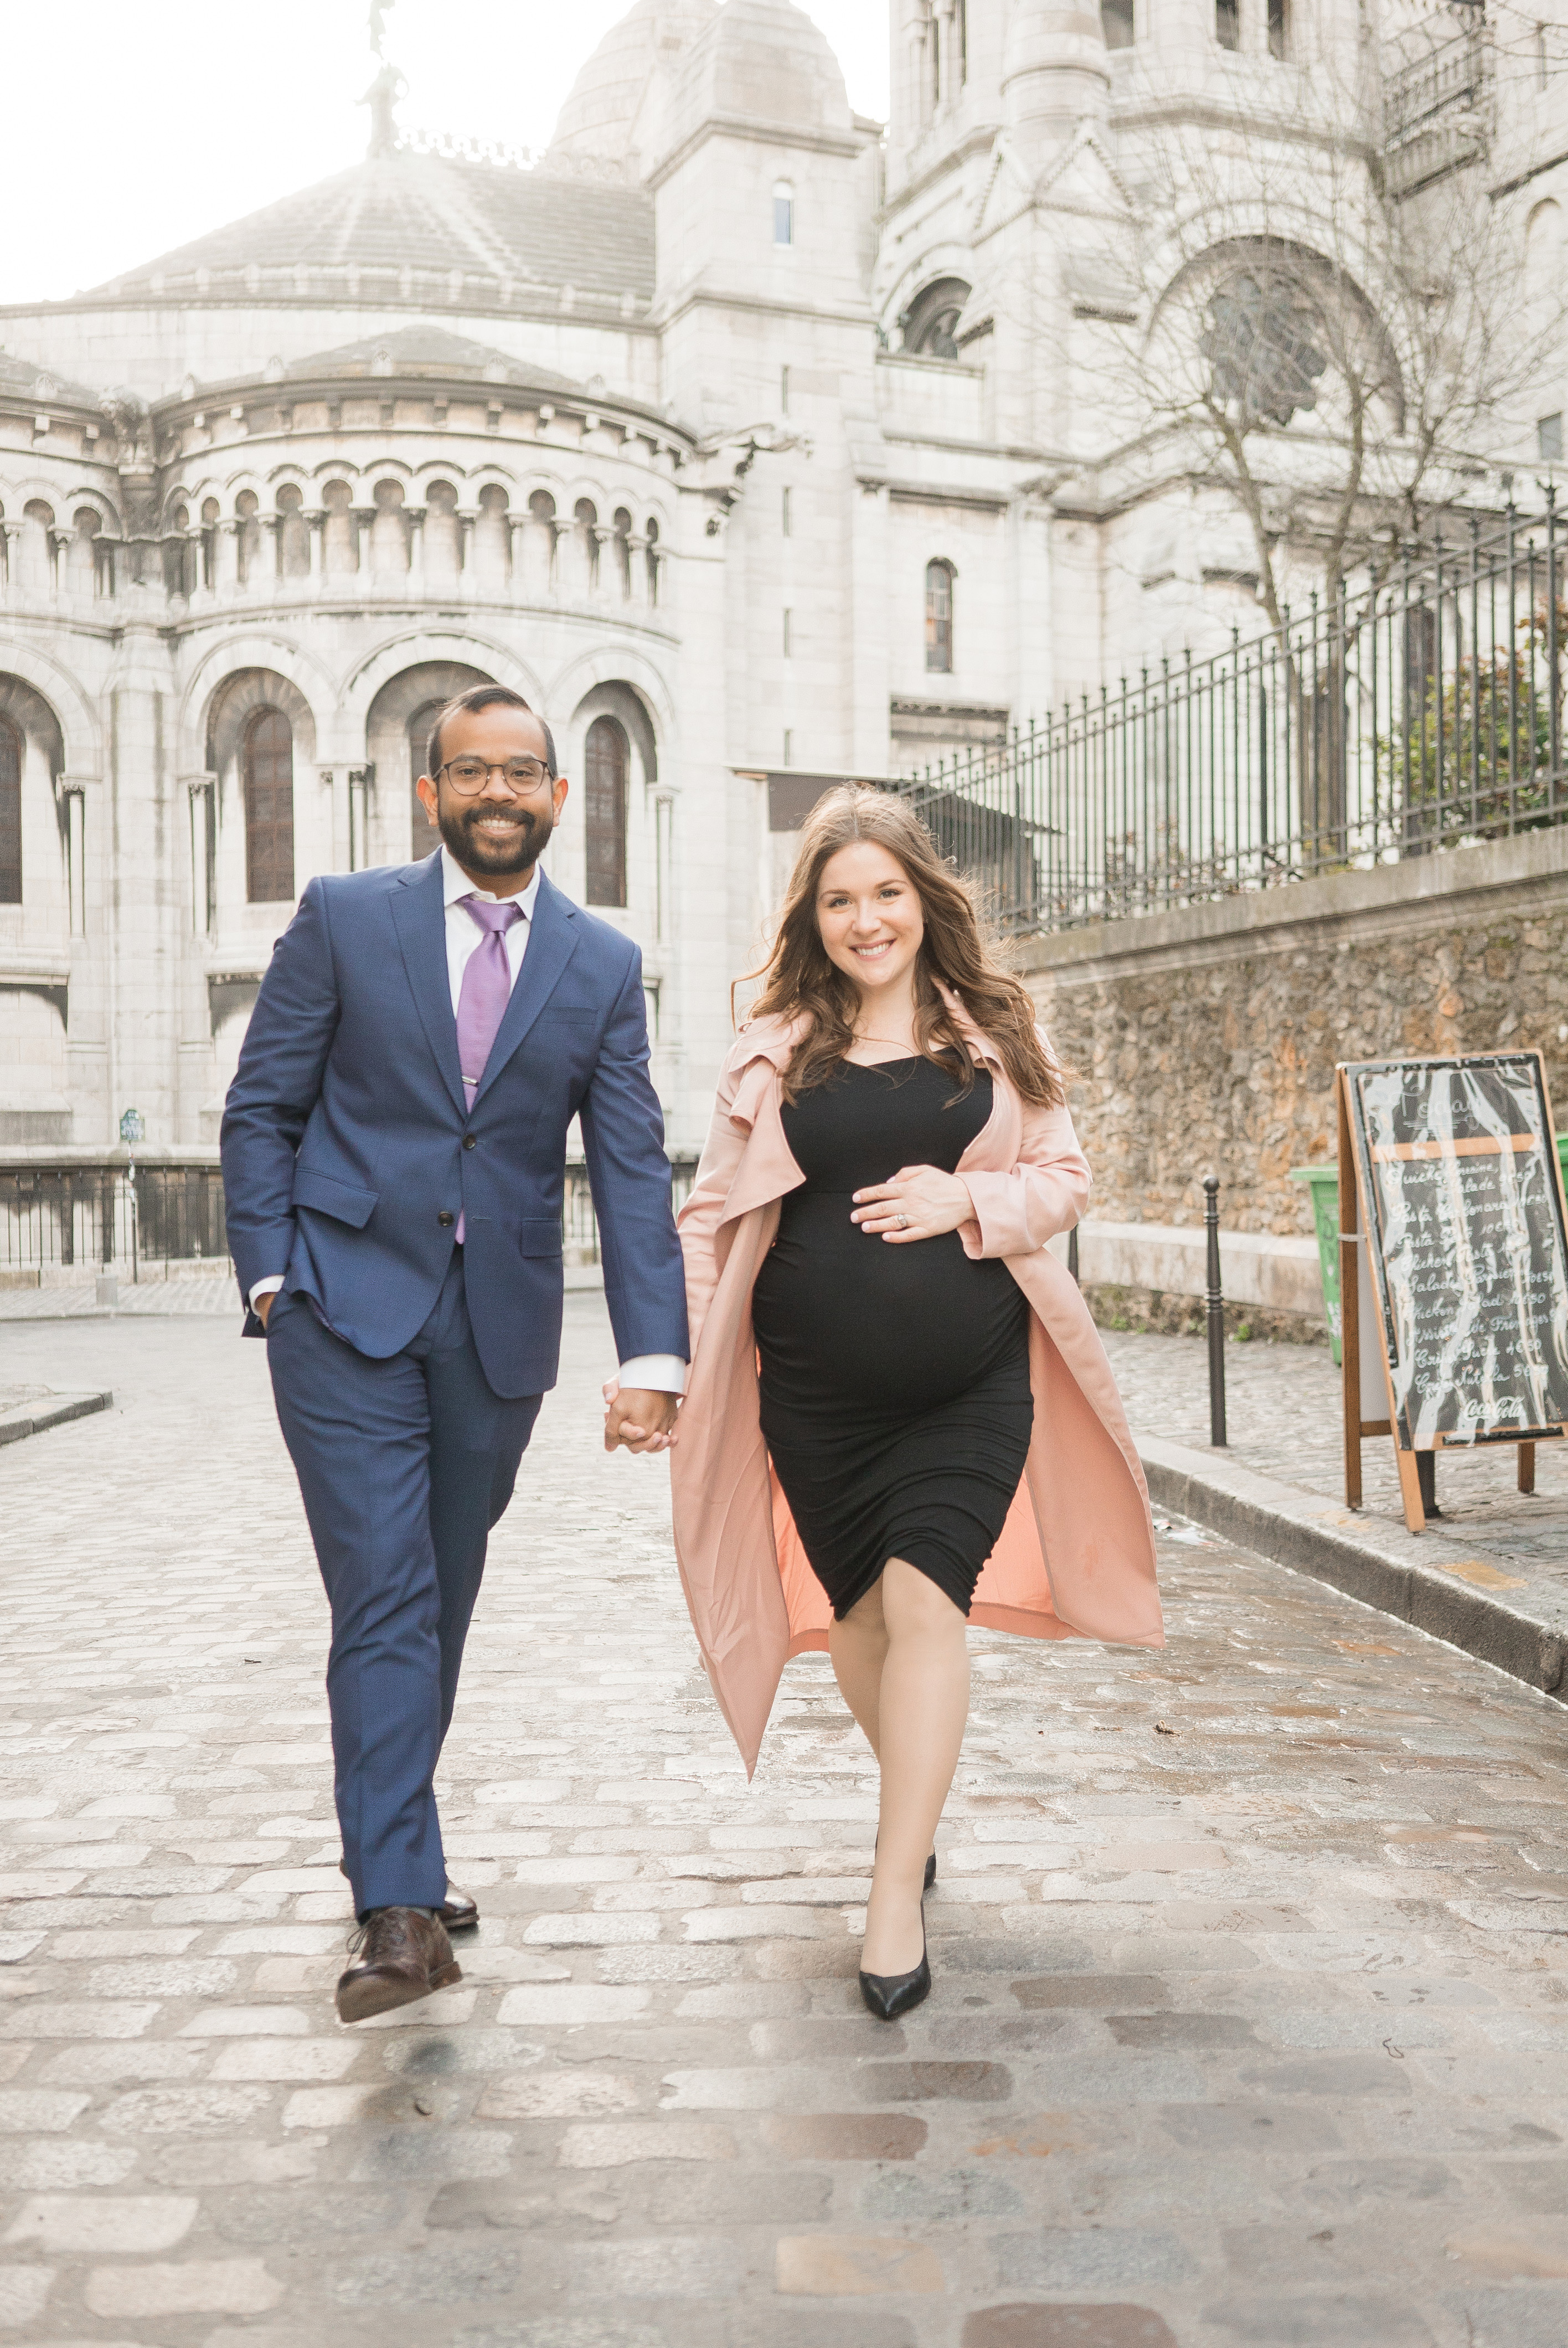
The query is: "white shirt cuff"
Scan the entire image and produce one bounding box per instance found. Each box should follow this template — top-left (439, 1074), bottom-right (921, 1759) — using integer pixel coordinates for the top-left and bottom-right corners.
top-left (249, 1275), bottom-right (286, 1310)
top-left (617, 1354), bottom-right (687, 1396)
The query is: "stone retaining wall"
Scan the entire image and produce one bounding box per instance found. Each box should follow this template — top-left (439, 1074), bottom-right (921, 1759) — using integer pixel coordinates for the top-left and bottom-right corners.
top-left (1019, 828), bottom-right (1568, 1239)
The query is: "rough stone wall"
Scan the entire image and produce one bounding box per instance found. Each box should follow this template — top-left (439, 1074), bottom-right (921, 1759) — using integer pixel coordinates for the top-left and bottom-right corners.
top-left (1020, 841), bottom-right (1568, 1240)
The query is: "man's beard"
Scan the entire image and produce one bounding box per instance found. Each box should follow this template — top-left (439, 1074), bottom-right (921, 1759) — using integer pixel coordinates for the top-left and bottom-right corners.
top-left (437, 799), bottom-right (548, 877)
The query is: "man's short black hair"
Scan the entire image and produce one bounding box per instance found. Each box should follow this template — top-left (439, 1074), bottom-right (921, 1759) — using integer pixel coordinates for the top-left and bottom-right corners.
top-left (427, 684), bottom-right (557, 781)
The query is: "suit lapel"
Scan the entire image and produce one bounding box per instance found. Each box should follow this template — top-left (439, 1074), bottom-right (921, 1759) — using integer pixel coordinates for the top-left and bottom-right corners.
top-left (473, 868), bottom-right (581, 1106)
top-left (390, 854), bottom-right (468, 1118)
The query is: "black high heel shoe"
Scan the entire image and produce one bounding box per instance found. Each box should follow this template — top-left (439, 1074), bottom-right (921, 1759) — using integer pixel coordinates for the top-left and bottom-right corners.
top-left (859, 1893), bottom-right (931, 2021)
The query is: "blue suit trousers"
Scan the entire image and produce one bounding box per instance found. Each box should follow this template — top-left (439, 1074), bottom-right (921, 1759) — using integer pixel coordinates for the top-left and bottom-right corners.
top-left (266, 1255), bottom-right (541, 1918)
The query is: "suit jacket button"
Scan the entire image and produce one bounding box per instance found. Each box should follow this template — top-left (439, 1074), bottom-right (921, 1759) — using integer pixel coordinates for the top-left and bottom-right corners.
top-left (438, 1211), bottom-right (455, 1227)
top-left (463, 1135), bottom-right (477, 1150)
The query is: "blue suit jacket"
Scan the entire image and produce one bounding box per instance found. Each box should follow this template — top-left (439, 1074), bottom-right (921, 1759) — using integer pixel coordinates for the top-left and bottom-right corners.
top-left (220, 854), bottom-right (689, 1398)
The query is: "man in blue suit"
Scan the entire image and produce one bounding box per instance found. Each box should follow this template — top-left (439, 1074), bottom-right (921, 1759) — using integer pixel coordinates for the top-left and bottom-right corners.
top-left (222, 684), bottom-right (688, 2022)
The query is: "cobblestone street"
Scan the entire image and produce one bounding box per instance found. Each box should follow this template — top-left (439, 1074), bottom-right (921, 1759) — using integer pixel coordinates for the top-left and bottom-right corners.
top-left (3, 1300), bottom-right (1568, 2347)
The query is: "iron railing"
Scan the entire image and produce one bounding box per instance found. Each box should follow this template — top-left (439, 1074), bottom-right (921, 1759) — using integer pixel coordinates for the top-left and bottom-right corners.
top-left (0, 1158), bottom-right (699, 1280)
top-left (0, 1163), bottom-right (228, 1280)
top-left (896, 500), bottom-right (1568, 936)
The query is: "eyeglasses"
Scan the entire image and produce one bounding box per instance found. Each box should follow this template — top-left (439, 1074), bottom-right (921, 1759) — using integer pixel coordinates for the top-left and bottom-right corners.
top-left (437, 758), bottom-right (554, 797)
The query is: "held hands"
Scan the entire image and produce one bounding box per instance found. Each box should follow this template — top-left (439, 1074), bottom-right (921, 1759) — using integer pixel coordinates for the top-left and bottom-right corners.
top-left (850, 1164), bottom-right (975, 1244)
top-left (603, 1386), bottom-right (680, 1455)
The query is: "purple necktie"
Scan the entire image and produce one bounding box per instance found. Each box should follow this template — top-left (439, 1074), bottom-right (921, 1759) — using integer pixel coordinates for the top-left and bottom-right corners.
top-left (453, 894), bottom-right (523, 1240)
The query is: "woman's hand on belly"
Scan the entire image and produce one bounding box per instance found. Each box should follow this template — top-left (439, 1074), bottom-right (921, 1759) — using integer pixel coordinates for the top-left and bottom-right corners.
top-left (851, 1164), bottom-right (976, 1244)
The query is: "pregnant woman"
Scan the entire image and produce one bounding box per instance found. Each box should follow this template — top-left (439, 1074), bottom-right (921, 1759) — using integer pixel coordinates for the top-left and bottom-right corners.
top-left (658, 787), bottom-right (1162, 2017)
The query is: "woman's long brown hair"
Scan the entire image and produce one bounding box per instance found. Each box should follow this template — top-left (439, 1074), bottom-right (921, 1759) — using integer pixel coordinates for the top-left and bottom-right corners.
top-left (744, 786), bottom-right (1064, 1107)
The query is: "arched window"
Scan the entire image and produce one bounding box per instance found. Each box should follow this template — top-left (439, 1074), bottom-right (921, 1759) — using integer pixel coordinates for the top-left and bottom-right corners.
top-left (1102, 0), bottom-right (1134, 48)
top-left (585, 716), bottom-right (628, 908)
top-left (244, 707), bottom-right (295, 903)
top-left (575, 498), bottom-right (600, 591)
top-left (0, 716), bottom-right (20, 902)
top-left (925, 560), bottom-right (955, 673)
top-left (773, 180), bottom-right (795, 246)
top-left (1215, 0), bottom-right (1240, 45)
top-left (236, 490), bottom-right (261, 583)
top-left (903, 276), bottom-right (971, 360)
top-left (277, 483), bottom-right (310, 577)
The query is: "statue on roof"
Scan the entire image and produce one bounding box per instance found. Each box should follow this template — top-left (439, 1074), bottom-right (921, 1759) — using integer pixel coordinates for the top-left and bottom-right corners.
top-left (369, 0), bottom-right (394, 59)
top-left (360, 59), bottom-right (407, 158)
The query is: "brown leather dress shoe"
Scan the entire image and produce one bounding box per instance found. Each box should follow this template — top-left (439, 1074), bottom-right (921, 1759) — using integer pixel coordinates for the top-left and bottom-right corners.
top-left (336, 1907), bottom-right (461, 2025)
top-left (339, 1860), bottom-right (479, 1934)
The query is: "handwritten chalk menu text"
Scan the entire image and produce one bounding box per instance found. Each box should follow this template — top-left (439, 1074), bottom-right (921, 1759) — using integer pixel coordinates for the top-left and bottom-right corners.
top-left (1345, 1053), bottom-right (1568, 1446)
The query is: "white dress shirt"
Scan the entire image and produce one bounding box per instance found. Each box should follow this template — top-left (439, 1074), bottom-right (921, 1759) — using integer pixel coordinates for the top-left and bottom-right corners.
top-left (250, 846), bottom-right (685, 1398)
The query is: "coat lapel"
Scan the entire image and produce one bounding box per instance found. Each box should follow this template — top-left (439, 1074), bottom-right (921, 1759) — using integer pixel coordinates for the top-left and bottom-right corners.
top-left (390, 853), bottom-right (467, 1118)
top-left (472, 868), bottom-right (581, 1105)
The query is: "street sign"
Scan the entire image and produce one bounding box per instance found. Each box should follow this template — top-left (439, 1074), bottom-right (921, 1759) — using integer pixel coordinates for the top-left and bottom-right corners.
top-left (1337, 1052), bottom-right (1568, 1533)
top-left (119, 1109), bottom-right (145, 1146)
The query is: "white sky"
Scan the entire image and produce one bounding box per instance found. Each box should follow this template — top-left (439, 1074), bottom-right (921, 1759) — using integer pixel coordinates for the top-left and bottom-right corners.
top-left (0, 1), bottom-right (891, 308)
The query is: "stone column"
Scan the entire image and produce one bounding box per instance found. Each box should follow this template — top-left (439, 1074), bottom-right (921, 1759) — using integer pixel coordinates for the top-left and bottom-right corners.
top-left (406, 507), bottom-right (426, 593)
top-left (352, 510), bottom-right (375, 585)
top-left (48, 526), bottom-right (71, 596)
top-left (306, 510), bottom-right (326, 583)
top-left (182, 774), bottom-right (216, 934)
top-left (458, 511), bottom-right (477, 586)
top-left (55, 776), bottom-right (88, 936)
top-left (627, 531), bottom-right (651, 608)
top-left (215, 519), bottom-right (240, 594)
top-left (507, 512), bottom-right (527, 590)
top-left (655, 789), bottom-right (675, 942)
top-left (347, 765), bottom-right (375, 872)
top-left (593, 524), bottom-right (616, 598)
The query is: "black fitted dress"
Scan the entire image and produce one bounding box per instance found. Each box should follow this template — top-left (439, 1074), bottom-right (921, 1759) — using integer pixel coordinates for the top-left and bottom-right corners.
top-left (750, 1054), bottom-right (1034, 1620)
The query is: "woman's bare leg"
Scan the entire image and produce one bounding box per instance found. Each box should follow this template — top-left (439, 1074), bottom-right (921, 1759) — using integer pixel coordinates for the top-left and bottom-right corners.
top-left (859, 1559), bottom-right (969, 1976)
top-left (828, 1578), bottom-right (890, 1757)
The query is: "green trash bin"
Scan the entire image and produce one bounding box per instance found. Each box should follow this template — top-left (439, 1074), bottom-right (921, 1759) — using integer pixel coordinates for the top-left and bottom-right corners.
top-left (1290, 1165), bottom-right (1342, 1364)
top-left (1293, 1136), bottom-right (1568, 1368)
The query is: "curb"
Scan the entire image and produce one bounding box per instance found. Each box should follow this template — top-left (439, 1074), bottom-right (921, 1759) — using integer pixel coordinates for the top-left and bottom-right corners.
top-left (0, 1391), bottom-right (114, 1448)
top-left (1136, 1433), bottom-right (1568, 1707)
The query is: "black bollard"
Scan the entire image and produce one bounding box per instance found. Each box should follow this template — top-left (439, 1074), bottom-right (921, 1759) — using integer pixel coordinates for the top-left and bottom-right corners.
top-left (1204, 1176), bottom-right (1226, 1448)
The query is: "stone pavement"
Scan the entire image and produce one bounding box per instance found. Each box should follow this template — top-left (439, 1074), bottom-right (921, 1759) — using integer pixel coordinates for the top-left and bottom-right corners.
top-left (2, 1305), bottom-right (1568, 2347)
top-left (1103, 1330), bottom-right (1568, 1683)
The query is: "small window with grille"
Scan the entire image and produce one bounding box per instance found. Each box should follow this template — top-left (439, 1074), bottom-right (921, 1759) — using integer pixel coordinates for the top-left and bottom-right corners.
top-left (0, 716), bottom-right (20, 903)
top-left (244, 706), bottom-right (295, 903)
top-left (585, 715), bottom-right (628, 908)
top-left (925, 560), bottom-right (955, 674)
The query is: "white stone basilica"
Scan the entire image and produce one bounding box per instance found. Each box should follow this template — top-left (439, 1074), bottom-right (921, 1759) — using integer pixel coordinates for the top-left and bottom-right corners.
top-left (0, 0), bottom-right (1551, 1156)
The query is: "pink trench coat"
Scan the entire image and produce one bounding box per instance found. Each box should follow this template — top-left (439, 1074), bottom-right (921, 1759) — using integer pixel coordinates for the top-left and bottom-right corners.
top-left (668, 1005), bottom-right (1164, 1776)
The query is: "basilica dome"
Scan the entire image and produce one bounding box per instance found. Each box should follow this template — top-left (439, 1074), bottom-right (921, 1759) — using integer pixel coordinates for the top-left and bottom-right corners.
top-left (82, 145), bottom-right (654, 324)
top-left (669, 0), bottom-right (853, 139)
top-left (546, 0), bottom-right (720, 177)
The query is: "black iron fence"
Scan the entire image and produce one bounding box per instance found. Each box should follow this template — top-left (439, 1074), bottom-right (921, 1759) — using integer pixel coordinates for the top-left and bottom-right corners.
top-left (0, 1164), bottom-right (228, 1280)
top-left (1, 1158), bottom-right (699, 1281)
top-left (896, 500), bottom-right (1568, 936)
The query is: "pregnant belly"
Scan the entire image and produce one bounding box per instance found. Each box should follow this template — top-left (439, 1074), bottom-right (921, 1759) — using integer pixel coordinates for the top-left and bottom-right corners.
top-left (752, 1199), bottom-right (1027, 1419)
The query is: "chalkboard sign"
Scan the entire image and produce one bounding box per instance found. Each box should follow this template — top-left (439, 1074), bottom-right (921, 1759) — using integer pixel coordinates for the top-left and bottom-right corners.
top-left (1337, 1052), bottom-right (1568, 1532)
